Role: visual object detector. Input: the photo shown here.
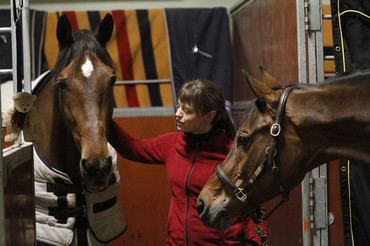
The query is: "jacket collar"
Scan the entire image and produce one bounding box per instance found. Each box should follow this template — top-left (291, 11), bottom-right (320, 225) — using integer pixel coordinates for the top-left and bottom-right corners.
top-left (175, 129), bottom-right (231, 159)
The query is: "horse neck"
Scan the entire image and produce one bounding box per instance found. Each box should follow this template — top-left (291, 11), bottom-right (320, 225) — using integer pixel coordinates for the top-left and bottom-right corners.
top-left (34, 77), bottom-right (82, 183)
top-left (286, 79), bottom-right (370, 165)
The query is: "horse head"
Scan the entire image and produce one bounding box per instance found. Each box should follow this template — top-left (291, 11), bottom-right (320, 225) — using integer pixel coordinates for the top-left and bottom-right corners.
top-left (41, 14), bottom-right (116, 192)
top-left (196, 69), bottom-right (310, 231)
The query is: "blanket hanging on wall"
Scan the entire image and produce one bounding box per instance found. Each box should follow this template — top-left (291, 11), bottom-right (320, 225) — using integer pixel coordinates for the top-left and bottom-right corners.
top-left (165, 7), bottom-right (233, 103)
top-left (330, 0), bottom-right (370, 245)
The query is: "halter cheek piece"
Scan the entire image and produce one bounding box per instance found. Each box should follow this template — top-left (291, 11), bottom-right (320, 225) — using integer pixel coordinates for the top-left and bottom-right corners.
top-left (216, 87), bottom-right (293, 224)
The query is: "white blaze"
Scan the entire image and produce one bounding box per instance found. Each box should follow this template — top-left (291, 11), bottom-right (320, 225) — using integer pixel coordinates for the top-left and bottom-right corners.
top-left (81, 58), bottom-right (94, 78)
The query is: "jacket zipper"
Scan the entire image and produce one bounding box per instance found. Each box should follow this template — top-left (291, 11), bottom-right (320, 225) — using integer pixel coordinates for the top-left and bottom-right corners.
top-left (185, 143), bottom-right (199, 246)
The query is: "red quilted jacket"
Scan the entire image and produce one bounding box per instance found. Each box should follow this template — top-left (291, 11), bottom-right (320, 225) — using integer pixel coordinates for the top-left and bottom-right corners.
top-left (109, 120), bottom-right (267, 246)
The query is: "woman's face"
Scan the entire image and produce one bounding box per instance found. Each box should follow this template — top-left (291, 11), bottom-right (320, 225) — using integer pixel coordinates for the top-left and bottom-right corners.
top-left (175, 101), bottom-right (213, 134)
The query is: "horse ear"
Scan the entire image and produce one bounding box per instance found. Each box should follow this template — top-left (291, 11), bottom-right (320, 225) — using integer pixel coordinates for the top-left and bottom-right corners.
top-left (95, 14), bottom-right (114, 46)
top-left (242, 69), bottom-right (278, 106)
top-left (259, 66), bottom-right (282, 88)
top-left (57, 15), bottom-right (73, 50)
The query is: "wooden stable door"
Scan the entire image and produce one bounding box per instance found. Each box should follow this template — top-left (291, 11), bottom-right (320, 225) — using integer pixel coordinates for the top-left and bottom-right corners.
top-left (109, 116), bottom-right (174, 246)
top-left (232, 1), bottom-right (301, 243)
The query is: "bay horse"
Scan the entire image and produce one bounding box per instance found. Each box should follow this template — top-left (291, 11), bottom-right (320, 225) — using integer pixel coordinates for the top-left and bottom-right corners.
top-left (197, 68), bottom-right (370, 231)
top-left (33, 14), bottom-right (126, 245)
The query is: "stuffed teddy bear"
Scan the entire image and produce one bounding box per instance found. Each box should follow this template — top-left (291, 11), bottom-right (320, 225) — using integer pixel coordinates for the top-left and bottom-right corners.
top-left (3, 92), bottom-right (38, 142)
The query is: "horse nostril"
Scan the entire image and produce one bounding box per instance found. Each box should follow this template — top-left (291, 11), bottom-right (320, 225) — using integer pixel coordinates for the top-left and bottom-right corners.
top-left (81, 158), bottom-right (112, 177)
top-left (101, 157), bottom-right (112, 176)
top-left (81, 158), bottom-right (98, 177)
top-left (196, 198), bottom-right (205, 216)
top-left (81, 159), bottom-right (88, 172)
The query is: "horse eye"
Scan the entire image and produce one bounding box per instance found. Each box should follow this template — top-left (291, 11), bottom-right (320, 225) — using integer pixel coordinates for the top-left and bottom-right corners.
top-left (237, 132), bottom-right (250, 147)
top-left (56, 80), bottom-right (68, 90)
top-left (109, 75), bottom-right (117, 86)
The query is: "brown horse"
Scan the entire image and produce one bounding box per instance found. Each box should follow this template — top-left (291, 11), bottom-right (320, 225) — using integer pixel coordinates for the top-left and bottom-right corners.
top-left (197, 68), bottom-right (370, 231)
top-left (33, 14), bottom-right (126, 245)
top-left (34, 14), bottom-right (115, 192)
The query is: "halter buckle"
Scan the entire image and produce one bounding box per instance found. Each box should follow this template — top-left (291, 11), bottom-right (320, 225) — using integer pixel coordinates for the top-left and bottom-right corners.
top-left (235, 188), bottom-right (247, 201)
top-left (270, 123), bottom-right (281, 137)
top-left (272, 164), bottom-right (279, 172)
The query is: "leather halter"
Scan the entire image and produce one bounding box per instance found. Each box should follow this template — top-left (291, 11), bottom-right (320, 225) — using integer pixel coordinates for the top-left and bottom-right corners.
top-left (216, 87), bottom-right (293, 224)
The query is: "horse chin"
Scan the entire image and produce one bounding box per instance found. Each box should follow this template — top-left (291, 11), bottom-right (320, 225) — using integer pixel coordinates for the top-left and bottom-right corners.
top-left (200, 209), bottom-right (234, 231)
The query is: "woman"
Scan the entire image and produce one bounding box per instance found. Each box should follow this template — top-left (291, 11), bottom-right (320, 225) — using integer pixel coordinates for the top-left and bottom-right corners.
top-left (109, 79), bottom-right (267, 245)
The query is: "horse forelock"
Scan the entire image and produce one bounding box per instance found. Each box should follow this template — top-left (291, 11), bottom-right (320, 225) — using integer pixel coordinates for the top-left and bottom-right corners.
top-left (54, 29), bottom-right (113, 74)
top-left (241, 99), bottom-right (261, 124)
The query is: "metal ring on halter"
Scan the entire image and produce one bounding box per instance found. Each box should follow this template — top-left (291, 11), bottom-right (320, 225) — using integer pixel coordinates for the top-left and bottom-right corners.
top-left (270, 123), bottom-right (281, 136)
top-left (235, 188), bottom-right (247, 201)
top-left (265, 146), bottom-right (277, 156)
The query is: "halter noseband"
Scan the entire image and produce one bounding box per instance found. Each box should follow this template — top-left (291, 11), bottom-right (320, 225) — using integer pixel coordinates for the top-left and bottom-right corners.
top-left (216, 87), bottom-right (293, 224)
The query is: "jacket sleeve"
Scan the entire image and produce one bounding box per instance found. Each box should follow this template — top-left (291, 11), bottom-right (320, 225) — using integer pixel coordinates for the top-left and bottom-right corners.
top-left (108, 119), bottom-right (174, 164)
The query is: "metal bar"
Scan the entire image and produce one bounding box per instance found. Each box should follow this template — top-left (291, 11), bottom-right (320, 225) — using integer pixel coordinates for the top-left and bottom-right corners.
top-left (10, 0), bottom-right (17, 94)
top-left (306, 0), bottom-right (329, 245)
top-left (115, 79), bottom-right (171, 85)
top-left (324, 55), bottom-right (335, 60)
top-left (163, 9), bottom-right (177, 128)
top-left (0, 68), bottom-right (5, 246)
top-left (297, 0), bottom-right (311, 245)
top-left (315, 20), bottom-right (325, 83)
top-left (0, 69), bottom-right (13, 75)
top-left (0, 27), bottom-right (11, 33)
top-left (22, 0), bottom-right (31, 93)
top-left (113, 106), bottom-right (174, 118)
top-left (324, 73), bottom-right (336, 77)
top-left (297, 0), bottom-right (308, 84)
top-left (313, 11), bottom-right (328, 245)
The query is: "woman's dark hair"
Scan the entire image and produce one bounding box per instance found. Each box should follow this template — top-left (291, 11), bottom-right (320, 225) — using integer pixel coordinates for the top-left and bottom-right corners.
top-left (177, 79), bottom-right (236, 139)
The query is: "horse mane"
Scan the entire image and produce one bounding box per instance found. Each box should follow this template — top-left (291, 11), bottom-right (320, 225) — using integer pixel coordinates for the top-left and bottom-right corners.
top-left (318, 69), bottom-right (370, 87)
top-left (54, 29), bottom-right (113, 74)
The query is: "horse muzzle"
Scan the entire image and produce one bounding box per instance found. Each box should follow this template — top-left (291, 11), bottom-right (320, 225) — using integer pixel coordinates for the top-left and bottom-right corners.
top-left (196, 195), bottom-right (234, 231)
top-left (80, 156), bottom-right (113, 192)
